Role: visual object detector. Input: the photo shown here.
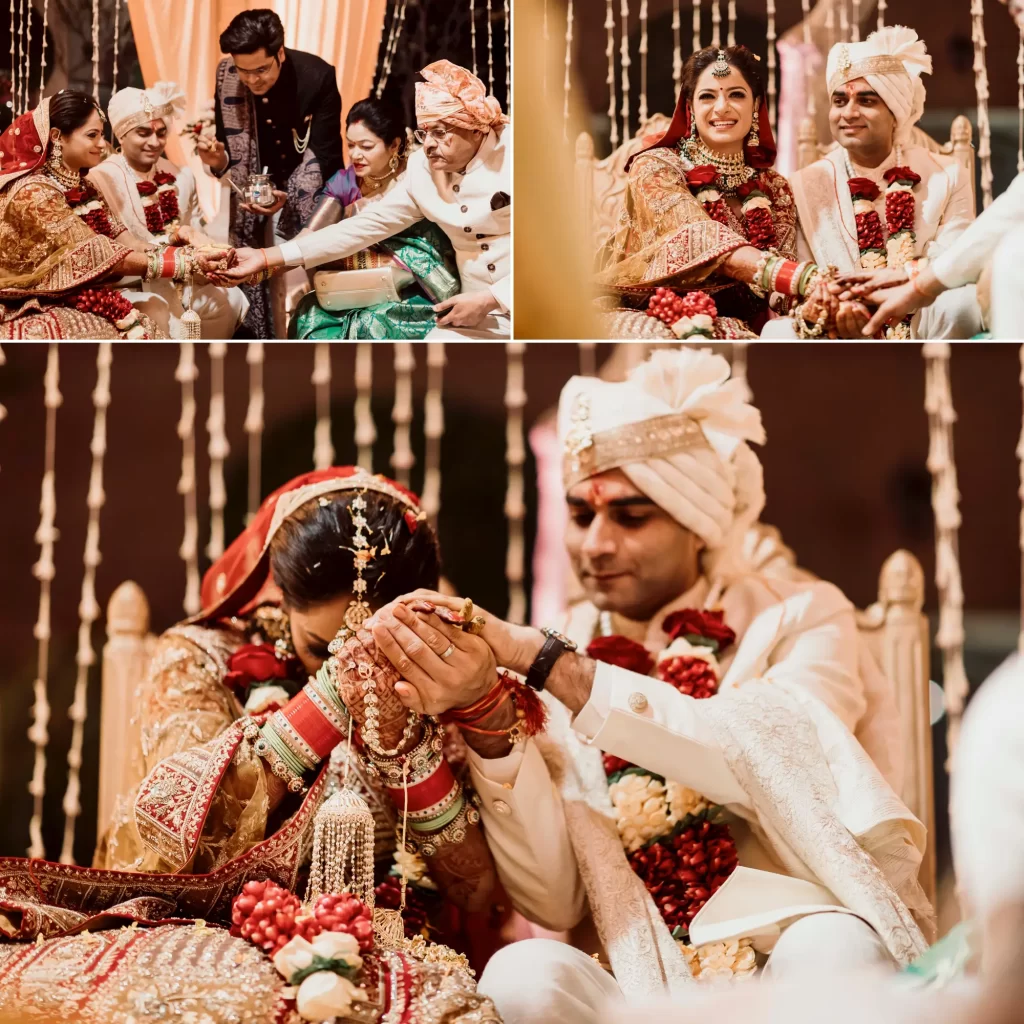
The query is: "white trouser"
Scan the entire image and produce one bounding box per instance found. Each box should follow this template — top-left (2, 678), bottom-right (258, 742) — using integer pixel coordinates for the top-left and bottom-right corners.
top-left (478, 915), bottom-right (893, 1024)
top-left (991, 226), bottom-right (1024, 339)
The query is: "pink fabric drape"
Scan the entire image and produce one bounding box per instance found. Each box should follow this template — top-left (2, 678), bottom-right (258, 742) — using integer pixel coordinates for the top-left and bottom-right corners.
top-left (529, 419), bottom-right (573, 628)
top-left (126, 0), bottom-right (387, 219)
top-left (775, 39), bottom-right (823, 177)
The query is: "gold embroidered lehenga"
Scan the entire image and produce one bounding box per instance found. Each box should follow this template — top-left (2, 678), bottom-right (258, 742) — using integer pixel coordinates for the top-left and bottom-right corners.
top-left (0, 100), bottom-right (165, 339)
top-left (0, 468), bottom-right (503, 1024)
top-left (595, 97), bottom-right (797, 340)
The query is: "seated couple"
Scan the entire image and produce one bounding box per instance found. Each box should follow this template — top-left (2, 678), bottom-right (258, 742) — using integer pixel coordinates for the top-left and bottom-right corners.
top-left (0, 350), bottom-right (931, 1024)
top-left (599, 27), bottom-right (980, 340)
top-left (0, 90), bottom-right (240, 340)
top-left (211, 59), bottom-right (511, 340)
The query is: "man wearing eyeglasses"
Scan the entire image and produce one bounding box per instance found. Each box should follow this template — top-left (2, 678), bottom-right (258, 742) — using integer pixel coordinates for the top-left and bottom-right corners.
top-left (198, 8), bottom-right (343, 337)
top-left (212, 60), bottom-right (512, 337)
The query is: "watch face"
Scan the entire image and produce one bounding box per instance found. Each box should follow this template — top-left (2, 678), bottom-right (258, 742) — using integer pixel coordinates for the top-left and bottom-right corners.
top-left (543, 627), bottom-right (578, 652)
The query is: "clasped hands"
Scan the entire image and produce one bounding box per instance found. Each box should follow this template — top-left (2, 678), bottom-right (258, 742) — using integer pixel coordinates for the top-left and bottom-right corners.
top-left (333, 593), bottom-right (535, 729)
top-left (801, 266), bottom-right (934, 338)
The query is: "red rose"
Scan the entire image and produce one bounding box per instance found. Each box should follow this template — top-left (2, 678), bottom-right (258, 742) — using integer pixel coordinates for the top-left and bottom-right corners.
top-left (136, 180), bottom-right (159, 196)
top-left (883, 165), bottom-right (921, 187)
top-left (736, 179), bottom-right (761, 199)
top-left (586, 635), bottom-right (655, 675)
top-left (65, 186), bottom-right (88, 204)
top-left (603, 753), bottom-right (634, 777)
top-left (661, 609), bottom-right (736, 651)
top-left (657, 655), bottom-right (720, 699)
top-left (223, 642), bottom-right (291, 692)
top-left (848, 177), bottom-right (881, 202)
top-left (153, 170), bottom-right (176, 186)
top-left (686, 165), bottom-right (719, 188)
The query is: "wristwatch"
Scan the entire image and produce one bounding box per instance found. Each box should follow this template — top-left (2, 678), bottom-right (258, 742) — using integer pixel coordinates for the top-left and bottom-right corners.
top-left (524, 627), bottom-right (578, 692)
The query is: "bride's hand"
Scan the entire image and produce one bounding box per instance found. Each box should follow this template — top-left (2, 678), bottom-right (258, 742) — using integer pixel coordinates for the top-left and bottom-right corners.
top-left (331, 630), bottom-right (417, 750)
top-left (369, 603), bottom-right (499, 716)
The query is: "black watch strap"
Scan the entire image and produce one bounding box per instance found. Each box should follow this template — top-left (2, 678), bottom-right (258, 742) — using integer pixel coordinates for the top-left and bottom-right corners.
top-left (525, 629), bottom-right (577, 691)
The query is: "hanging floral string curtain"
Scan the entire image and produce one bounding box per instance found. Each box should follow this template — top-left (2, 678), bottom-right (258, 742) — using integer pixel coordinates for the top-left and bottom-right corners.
top-left (126, 0), bottom-right (386, 221)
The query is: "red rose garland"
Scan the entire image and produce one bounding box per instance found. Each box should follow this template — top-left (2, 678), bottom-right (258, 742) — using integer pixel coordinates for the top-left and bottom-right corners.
top-left (136, 180), bottom-right (165, 234)
top-left (645, 287), bottom-right (718, 339)
top-left (591, 608), bottom-right (742, 944)
top-left (736, 179), bottom-right (778, 250)
top-left (64, 180), bottom-right (116, 238)
top-left (848, 177), bottom-right (886, 269)
top-left (686, 165), bottom-right (730, 227)
top-left (154, 169), bottom-right (180, 221)
top-left (882, 165), bottom-right (921, 270)
top-left (137, 169), bottom-right (180, 238)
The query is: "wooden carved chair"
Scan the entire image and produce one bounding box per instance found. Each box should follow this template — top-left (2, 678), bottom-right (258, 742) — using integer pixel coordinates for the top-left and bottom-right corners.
top-left (97, 546), bottom-right (935, 910)
top-left (797, 114), bottom-right (977, 212)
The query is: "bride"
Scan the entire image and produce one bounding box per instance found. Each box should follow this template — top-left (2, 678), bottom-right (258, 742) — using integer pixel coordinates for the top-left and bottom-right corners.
top-left (596, 45), bottom-right (861, 339)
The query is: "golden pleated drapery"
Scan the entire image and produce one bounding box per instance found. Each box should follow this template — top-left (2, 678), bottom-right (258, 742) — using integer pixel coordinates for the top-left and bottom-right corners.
top-left (126, 0), bottom-right (387, 220)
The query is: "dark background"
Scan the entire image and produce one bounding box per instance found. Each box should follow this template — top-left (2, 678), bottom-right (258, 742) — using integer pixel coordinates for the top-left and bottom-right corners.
top-left (0, 341), bottom-right (1018, 897)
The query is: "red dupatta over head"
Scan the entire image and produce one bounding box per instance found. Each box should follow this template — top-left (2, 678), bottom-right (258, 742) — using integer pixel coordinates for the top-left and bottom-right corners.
top-left (625, 49), bottom-right (777, 173)
top-left (0, 99), bottom-right (51, 192)
top-left (194, 466), bottom-right (426, 623)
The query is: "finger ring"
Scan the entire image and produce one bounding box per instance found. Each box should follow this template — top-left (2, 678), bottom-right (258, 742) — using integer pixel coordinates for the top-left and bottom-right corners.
top-left (440, 643), bottom-right (455, 660)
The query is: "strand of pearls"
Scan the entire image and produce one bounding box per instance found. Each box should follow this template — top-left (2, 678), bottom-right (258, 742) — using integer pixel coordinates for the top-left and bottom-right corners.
top-left (505, 343), bottom-right (527, 625)
top-left (355, 343), bottom-right (375, 472)
top-left (176, 343), bottom-right (200, 616)
top-left (422, 342), bottom-right (446, 523)
top-left (206, 343), bottom-right (229, 561)
top-left (59, 342), bottom-right (111, 864)
top-left (313, 343), bottom-right (334, 470)
top-left (391, 343), bottom-right (415, 487)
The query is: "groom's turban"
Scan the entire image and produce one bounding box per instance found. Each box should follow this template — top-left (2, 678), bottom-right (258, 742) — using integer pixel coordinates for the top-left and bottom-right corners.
top-left (415, 60), bottom-right (508, 133)
top-left (557, 349), bottom-right (767, 554)
top-left (826, 26), bottom-right (932, 146)
top-left (107, 81), bottom-right (185, 140)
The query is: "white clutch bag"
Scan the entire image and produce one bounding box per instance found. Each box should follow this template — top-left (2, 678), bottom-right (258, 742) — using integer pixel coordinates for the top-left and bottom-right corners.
top-left (313, 266), bottom-right (415, 311)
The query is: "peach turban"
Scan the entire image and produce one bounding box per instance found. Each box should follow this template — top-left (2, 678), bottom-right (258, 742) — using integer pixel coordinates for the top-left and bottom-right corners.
top-left (414, 59), bottom-right (508, 132)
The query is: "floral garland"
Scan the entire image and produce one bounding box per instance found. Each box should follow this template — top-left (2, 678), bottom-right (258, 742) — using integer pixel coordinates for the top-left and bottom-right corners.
top-left (180, 109), bottom-right (216, 153)
top-left (64, 179), bottom-right (116, 238)
top-left (848, 161), bottom-right (922, 339)
top-left (67, 287), bottom-right (147, 339)
top-left (138, 169), bottom-right (181, 242)
top-left (223, 641), bottom-right (306, 715)
top-left (646, 287), bottom-right (718, 340)
top-left (685, 165), bottom-right (778, 251)
top-left (587, 609), bottom-right (758, 982)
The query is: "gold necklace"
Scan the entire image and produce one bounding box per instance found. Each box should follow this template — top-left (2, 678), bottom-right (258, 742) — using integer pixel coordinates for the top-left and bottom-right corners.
top-left (681, 137), bottom-right (755, 195)
top-left (46, 154), bottom-right (80, 190)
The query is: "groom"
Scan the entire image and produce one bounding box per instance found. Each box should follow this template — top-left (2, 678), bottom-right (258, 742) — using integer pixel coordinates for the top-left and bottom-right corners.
top-left (772, 27), bottom-right (982, 339)
top-left (369, 349), bottom-right (932, 1022)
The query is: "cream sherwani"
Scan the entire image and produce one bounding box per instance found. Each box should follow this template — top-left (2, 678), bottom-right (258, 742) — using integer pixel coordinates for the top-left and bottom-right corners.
top-left (89, 154), bottom-right (249, 340)
top-left (472, 571), bottom-right (929, 1017)
top-left (763, 144), bottom-right (981, 338)
top-left (279, 128), bottom-right (510, 337)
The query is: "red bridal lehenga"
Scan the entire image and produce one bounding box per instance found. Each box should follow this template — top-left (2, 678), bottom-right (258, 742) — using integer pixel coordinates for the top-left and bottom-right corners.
top-left (0, 99), bottom-right (165, 340)
top-left (0, 468), bottom-right (502, 1024)
top-left (595, 92), bottom-right (797, 340)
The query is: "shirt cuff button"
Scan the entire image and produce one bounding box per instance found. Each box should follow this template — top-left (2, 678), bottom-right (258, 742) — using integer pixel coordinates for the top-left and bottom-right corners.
top-left (492, 799), bottom-right (511, 816)
top-left (628, 692), bottom-right (648, 713)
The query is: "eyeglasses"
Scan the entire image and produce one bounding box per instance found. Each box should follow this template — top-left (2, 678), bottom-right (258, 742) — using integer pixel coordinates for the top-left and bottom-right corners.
top-left (235, 59), bottom-right (279, 78)
top-left (413, 128), bottom-right (453, 144)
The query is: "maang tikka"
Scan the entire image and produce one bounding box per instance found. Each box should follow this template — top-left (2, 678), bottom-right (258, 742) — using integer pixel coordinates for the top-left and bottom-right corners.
top-left (344, 492), bottom-right (374, 631)
top-left (711, 49), bottom-right (731, 78)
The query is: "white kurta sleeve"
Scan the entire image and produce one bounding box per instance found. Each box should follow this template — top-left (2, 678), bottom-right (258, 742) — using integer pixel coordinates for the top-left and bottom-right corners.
top-left (924, 162), bottom-right (975, 259)
top-left (292, 182), bottom-right (425, 269)
top-left (572, 663), bottom-right (751, 808)
top-left (490, 273), bottom-right (510, 313)
top-left (932, 171), bottom-right (1024, 289)
top-left (466, 740), bottom-right (587, 931)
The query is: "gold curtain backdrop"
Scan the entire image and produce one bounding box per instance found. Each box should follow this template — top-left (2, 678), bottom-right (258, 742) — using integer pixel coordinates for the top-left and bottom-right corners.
top-left (126, 0), bottom-right (387, 220)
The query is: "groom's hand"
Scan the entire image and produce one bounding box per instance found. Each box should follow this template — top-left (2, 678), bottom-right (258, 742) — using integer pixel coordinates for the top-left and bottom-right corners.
top-left (433, 291), bottom-right (499, 328)
top-left (369, 603), bottom-right (499, 715)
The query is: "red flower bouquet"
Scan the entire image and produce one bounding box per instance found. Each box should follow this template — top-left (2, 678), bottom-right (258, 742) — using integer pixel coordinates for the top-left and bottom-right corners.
top-left (686, 165), bottom-right (719, 188)
top-left (662, 608), bottom-right (736, 651)
top-left (223, 642), bottom-right (296, 694)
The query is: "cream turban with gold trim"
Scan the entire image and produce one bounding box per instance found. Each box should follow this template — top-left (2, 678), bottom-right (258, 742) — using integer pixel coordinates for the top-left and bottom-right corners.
top-left (108, 81), bottom-right (185, 140)
top-left (558, 349), bottom-right (766, 561)
top-left (826, 27), bottom-right (932, 146)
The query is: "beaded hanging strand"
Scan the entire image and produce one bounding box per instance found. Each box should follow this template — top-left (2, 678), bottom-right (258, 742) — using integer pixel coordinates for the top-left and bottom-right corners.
top-left (619, 0), bottom-right (631, 142)
top-left (767, 0), bottom-right (778, 132)
top-left (563, 0), bottom-right (574, 141)
top-left (39, 0), bottom-right (48, 94)
top-left (504, 0), bottom-right (510, 108)
top-left (176, 343), bottom-right (201, 616)
top-left (112, 0), bottom-right (122, 94)
top-left (312, 343), bottom-right (334, 470)
top-left (471, 0), bottom-right (477, 78)
top-left (391, 343), bottom-right (415, 488)
top-left (59, 342), bottom-right (111, 865)
top-left (672, 0), bottom-right (682, 100)
top-left (801, 0), bottom-right (815, 119)
top-left (27, 343), bottom-right (61, 859)
top-left (727, 0), bottom-right (736, 47)
top-left (1017, 30), bottom-right (1023, 174)
top-left (91, 0), bottom-right (100, 105)
top-left (377, 0), bottom-right (409, 98)
top-left (877, 0), bottom-right (886, 31)
top-left (692, 0), bottom-right (701, 56)
top-left (505, 343), bottom-right (527, 625)
top-left (971, 0), bottom-right (994, 207)
top-left (244, 343), bottom-right (264, 524)
top-left (10, 0), bottom-right (16, 117)
top-left (206, 343), bottom-right (229, 562)
top-left (422, 342), bottom-right (446, 524)
top-left (606, 0), bottom-right (619, 149)
top-left (24, 0), bottom-right (31, 108)
top-left (487, 0), bottom-right (495, 97)
top-left (638, 0), bottom-right (648, 125)
top-left (851, 0), bottom-right (861, 41)
top-left (354, 343), bottom-right (375, 472)
top-left (922, 343), bottom-right (969, 765)
top-left (711, 0), bottom-right (721, 47)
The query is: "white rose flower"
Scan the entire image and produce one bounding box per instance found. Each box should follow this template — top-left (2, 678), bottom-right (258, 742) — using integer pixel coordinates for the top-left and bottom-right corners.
top-left (609, 772), bottom-right (672, 850)
top-left (656, 637), bottom-right (719, 675)
top-left (690, 313), bottom-right (714, 330)
top-left (852, 199), bottom-right (876, 216)
top-left (295, 971), bottom-right (366, 1021)
top-left (85, 200), bottom-right (102, 212)
top-left (244, 684), bottom-right (291, 714)
top-left (114, 309), bottom-right (140, 332)
top-left (678, 937), bottom-right (757, 982)
top-left (886, 181), bottom-right (914, 193)
top-left (741, 195), bottom-right (771, 211)
top-left (670, 315), bottom-right (694, 338)
top-left (272, 935), bottom-right (315, 979)
top-left (696, 187), bottom-right (721, 203)
top-left (126, 323), bottom-right (148, 340)
top-left (665, 781), bottom-right (708, 823)
top-left (310, 929), bottom-right (362, 969)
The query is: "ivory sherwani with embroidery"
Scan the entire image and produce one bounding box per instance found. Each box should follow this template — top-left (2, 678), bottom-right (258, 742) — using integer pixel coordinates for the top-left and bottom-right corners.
top-left (787, 145), bottom-right (979, 338)
top-left (469, 570), bottom-right (930, 1001)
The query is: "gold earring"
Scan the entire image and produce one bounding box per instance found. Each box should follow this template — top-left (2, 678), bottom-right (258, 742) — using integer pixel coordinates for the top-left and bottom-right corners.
top-left (388, 153), bottom-right (399, 172)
